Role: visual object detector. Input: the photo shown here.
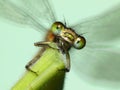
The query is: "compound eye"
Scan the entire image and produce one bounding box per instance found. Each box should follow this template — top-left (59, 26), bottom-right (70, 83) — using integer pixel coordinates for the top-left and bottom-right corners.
top-left (73, 36), bottom-right (86, 49)
top-left (51, 22), bottom-right (64, 35)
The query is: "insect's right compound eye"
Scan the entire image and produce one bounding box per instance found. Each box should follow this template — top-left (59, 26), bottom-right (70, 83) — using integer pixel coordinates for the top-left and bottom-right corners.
top-left (51, 22), bottom-right (64, 35)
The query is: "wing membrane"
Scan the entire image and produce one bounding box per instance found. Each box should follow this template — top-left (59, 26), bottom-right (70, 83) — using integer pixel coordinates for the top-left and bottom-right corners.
top-left (0, 0), bottom-right (56, 32)
top-left (71, 5), bottom-right (120, 82)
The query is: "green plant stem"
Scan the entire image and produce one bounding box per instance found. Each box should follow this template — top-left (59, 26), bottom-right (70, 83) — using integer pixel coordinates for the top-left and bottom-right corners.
top-left (11, 43), bottom-right (66, 90)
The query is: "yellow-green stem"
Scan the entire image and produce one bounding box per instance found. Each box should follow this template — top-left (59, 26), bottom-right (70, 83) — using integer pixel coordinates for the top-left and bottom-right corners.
top-left (11, 43), bottom-right (66, 90)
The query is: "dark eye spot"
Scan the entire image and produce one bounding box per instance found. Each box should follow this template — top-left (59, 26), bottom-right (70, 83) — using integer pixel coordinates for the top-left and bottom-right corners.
top-left (76, 40), bottom-right (80, 44)
top-left (56, 26), bottom-right (59, 29)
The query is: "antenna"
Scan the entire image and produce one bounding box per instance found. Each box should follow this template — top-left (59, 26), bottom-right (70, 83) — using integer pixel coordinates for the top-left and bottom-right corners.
top-left (63, 15), bottom-right (67, 27)
top-left (80, 32), bottom-right (88, 36)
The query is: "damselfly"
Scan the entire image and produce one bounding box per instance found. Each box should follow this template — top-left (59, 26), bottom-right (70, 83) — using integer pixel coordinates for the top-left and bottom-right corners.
top-left (0, 0), bottom-right (120, 90)
top-left (0, 0), bottom-right (86, 73)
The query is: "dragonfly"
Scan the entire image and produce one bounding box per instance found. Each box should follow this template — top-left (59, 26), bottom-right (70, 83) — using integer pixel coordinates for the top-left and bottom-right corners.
top-left (0, 0), bottom-right (120, 89)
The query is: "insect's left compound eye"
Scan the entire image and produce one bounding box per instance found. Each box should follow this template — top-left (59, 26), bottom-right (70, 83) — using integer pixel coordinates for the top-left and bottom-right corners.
top-left (51, 22), bottom-right (64, 35)
top-left (73, 36), bottom-right (86, 49)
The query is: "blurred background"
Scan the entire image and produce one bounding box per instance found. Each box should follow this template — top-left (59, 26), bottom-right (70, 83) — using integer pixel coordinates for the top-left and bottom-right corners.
top-left (0, 0), bottom-right (120, 90)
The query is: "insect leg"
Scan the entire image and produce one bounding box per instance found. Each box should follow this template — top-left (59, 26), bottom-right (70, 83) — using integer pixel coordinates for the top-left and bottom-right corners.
top-left (26, 41), bottom-right (59, 74)
top-left (34, 41), bottom-right (59, 50)
top-left (25, 48), bottom-right (45, 74)
top-left (64, 49), bottom-right (70, 72)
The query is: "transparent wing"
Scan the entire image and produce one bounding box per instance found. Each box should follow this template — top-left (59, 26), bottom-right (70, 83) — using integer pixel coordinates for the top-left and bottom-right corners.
top-left (0, 0), bottom-right (56, 32)
top-left (71, 5), bottom-right (120, 83)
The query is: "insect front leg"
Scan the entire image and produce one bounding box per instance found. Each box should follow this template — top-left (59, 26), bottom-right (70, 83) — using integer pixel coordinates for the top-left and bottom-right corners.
top-left (34, 41), bottom-right (59, 50)
top-left (58, 49), bottom-right (70, 72)
top-left (26, 41), bottom-right (59, 74)
top-left (65, 50), bottom-right (70, 72)
top-left (25, 48), bottom-right (45, 74)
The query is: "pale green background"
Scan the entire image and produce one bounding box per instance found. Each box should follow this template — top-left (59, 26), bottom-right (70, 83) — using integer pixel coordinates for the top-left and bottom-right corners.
top-left (0, 0), bottom-right (120, 90)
